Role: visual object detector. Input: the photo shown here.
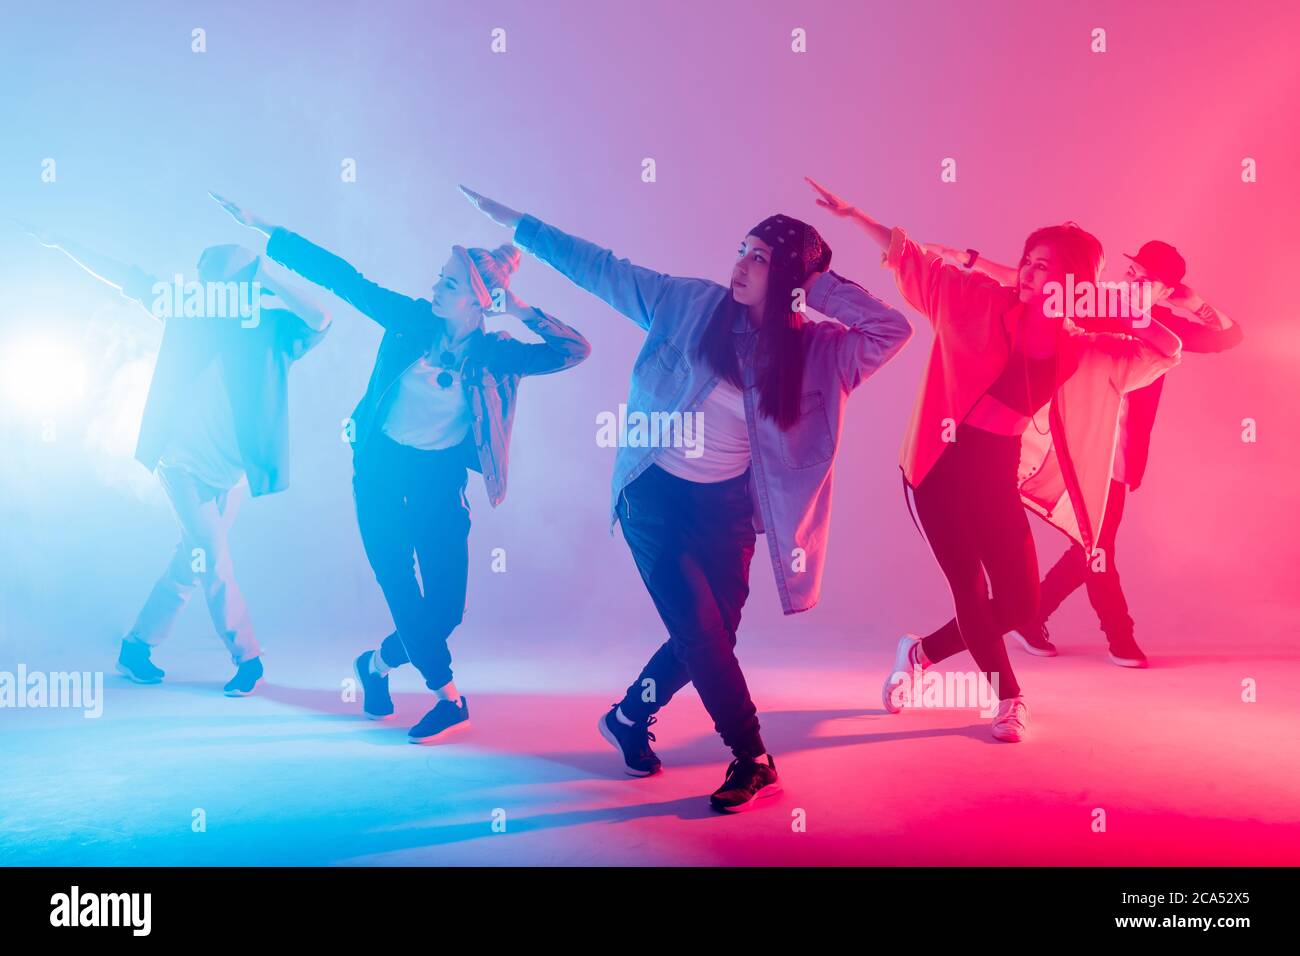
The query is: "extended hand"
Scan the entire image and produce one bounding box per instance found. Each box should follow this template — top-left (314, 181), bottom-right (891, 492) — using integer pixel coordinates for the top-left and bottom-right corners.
top-left (805, 176), bottom-right (856, 218)
top-left (13, 219), bottom-right (58, 247)
top-left (209, 191), bottom-right (272, 236)
top-left (459, 185), bottom-right (523, 230)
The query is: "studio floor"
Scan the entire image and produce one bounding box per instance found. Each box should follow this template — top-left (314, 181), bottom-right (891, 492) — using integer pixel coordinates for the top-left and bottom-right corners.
top-left (3, 614), bottom-right (1297, 867)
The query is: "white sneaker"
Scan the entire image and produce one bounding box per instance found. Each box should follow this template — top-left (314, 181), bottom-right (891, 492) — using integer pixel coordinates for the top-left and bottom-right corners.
top-left (991, 696), bottom-right (1029, 742)
top-left (881, 634), bottom-right (922, 714)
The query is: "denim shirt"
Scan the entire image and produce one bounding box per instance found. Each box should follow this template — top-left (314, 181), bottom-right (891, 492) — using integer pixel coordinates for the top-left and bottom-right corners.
top-left (515, 215), bottom-right (913, 613)
top-left (267, 228), bottom-right (591, 506)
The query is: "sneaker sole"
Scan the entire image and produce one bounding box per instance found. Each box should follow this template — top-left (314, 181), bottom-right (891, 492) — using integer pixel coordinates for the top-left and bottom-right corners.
top-left (1010, 630), bottom-right (1059, 657)
top-left (115, 662), bottom-right (163, 685)
top-left (224, 678), bottom-right (263, 698)
top-left (1108, 652), bottom-right (1149, 669)
top-left (881, 636), bottom-right (917, 714)
top-left (712, 781), bottom-right (783, 813)
top-left (352, 657), bottom-right (396, 720)
top-left (408, 719), bottom-right (471, 744)
top-left (597, 714), bottom-right (660, 777)
top-left (991, 724), bottom-right (1027, 742)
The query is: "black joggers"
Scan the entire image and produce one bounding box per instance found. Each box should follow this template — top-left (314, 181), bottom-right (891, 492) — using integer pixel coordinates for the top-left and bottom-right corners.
top-left (353, 431), bottom-right (471, 692)
top-left (615, 464), bottom-right (765, 760)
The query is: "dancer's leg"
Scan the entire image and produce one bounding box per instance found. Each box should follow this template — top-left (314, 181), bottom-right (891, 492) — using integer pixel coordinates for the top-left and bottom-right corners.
top-left (128, 469), bottom-right (206, 647)
top-left (352, 438), bottom-right (425, 671)
top-left (1083, 479), bottom-right (1139, 655)
top-left (195, 477), bottom-right (259, 664)
top-left (616, 467), bottom-right (763, 760)
top-left (913, 434), bottom-right (1022, 700)
top-left (405, 454), bottom-right (471, 694)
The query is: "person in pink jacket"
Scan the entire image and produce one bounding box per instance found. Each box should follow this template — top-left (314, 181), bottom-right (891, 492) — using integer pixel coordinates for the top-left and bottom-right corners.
top-left (806, 178), bottom-right (1181, 741)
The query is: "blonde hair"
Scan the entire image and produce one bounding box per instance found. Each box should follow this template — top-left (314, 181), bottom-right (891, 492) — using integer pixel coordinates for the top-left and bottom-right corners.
top-left (467, 243), bottom-right (522, 297)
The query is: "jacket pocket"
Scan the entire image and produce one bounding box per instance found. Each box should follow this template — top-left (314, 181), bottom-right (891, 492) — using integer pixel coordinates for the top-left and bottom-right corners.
top-left (779, 390), bottom-right (834, 469)
top-left (630, 336), bottom-right (688, 408)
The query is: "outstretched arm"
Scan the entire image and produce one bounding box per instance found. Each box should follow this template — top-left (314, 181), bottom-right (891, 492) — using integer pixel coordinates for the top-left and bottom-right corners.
top-left (461, 185), bottom-right (690, 333)
top-left (922, 242), bottom-right (1019, 287)
top-left (211, 192), bottom-right (431, 335)
top-left (17, 221), bottom-right (161, 320)
top-left (806, 177), bottom-right (892, 252)
top-left (257, 257), bottom-right (331, 333)
top-left (805, 177), bottom-right (1004, 328)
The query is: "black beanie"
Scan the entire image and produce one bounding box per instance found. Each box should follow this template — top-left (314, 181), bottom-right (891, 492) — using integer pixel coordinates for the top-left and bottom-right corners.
top-left (747, 214), bottom-right (832, 282)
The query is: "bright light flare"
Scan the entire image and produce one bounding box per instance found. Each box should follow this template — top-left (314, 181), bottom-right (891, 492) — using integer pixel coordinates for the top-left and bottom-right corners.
top-left (2, 338), bottom-right (89, 413)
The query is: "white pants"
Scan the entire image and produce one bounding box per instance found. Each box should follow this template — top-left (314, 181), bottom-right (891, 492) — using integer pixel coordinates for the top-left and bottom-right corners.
top-left (128, 465), bottom-right (260, 664)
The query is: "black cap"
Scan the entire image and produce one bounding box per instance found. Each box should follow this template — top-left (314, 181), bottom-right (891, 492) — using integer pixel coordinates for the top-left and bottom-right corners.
top-left (747, 214), bottom-right (832, 282)
top-left (1123, 241), bottom-right (1186, 288)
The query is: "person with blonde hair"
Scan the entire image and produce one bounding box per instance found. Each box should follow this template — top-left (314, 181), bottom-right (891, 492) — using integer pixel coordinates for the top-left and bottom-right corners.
top-left (212, 192), bottom-right (590, 742)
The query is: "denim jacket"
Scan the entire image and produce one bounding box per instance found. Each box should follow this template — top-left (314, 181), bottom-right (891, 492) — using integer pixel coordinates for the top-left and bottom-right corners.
top-left (514, 214), bottom-right (913, 613)
top-left (267, 228), bottom-right (591, 506)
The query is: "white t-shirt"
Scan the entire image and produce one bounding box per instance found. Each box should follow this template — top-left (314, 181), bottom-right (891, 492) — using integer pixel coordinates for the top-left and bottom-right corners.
top-left (158, 355), bottom-right (245, 491)
top-left (381, 355), bottom-right (471, 451)
top-left (656, 378), bottom-right (752, 483)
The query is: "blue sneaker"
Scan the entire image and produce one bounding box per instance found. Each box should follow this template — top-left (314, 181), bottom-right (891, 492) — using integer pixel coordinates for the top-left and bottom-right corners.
top-left (598, 706), bottom-right (662, 776)
top-left (353, 651), bottom-right (395, 719)
top-left (117, 638), bottom-right (164, 684)
top-left (408, 697), bottom-right (470, 743)
top-left (223, 657), bottom-right (264, 697)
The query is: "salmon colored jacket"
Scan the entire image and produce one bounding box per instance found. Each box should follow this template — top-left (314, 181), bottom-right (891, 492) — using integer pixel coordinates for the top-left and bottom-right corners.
top-left (884, 227), bottom-right (1182, 553)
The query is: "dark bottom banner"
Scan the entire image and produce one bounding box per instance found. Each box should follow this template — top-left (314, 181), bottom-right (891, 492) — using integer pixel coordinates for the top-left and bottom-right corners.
top-left (0, 866), bottom-right (1283, 940)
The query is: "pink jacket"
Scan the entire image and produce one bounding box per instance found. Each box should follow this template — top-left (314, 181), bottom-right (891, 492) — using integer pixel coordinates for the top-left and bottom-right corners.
top-left (885, 227), bottom-right (1182, 552)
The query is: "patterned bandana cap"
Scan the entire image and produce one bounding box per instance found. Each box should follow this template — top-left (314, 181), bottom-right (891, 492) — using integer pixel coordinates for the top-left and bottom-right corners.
top-left (746, 214), bottom-right (832, 282)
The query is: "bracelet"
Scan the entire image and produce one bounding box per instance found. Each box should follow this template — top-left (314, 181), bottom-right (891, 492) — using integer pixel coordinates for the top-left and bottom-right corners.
top-left (963, 248), bottom-right (979, 270)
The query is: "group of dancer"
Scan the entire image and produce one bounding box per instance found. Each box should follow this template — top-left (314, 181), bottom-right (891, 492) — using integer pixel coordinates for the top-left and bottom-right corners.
top-left (23, 176), bottom-right (1240, 812)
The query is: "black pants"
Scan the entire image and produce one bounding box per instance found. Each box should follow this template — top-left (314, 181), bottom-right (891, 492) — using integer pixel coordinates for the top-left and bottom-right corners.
top-left (352, 432), bottom-right (471, 691)
top-left (913, 425), bottom-right (1039, 700)
top-left (1038, 477), bottom-right (1134, 643)
top-left (615, 465), bottom-right (765, 760)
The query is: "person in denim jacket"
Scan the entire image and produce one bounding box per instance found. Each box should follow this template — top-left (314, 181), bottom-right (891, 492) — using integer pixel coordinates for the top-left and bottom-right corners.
top-left (213, 192), bottom-right (590, 743)
top-left (463, 185), bottom-right (912, 812)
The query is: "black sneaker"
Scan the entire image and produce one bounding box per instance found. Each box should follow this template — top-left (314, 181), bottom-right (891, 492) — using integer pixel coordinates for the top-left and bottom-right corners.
top-left (598, 706), bottom-right (662, 776)
top-left (409, 697), bottom-right (470, 743)
top-left (1107, 632), bottom-right (1149, 668)
top-left (1010, 624), bottom-right (1059, 657)
top-left (223, 657), bottom-right (264, 697)
top-left (710, 755), bottom-right (781, 813)
top-left (353, 651), bottom-right (395, 719)
top-left (116, 638), bottom-right (165, 684)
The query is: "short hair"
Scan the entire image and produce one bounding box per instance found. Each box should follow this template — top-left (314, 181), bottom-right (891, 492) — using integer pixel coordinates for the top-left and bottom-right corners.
top-left (1020, 222), bottom-right (1104, 285)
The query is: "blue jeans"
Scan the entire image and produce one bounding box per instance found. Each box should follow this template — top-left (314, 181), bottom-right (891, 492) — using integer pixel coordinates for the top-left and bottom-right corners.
top-left (616, 465), bottom-right (764, 760)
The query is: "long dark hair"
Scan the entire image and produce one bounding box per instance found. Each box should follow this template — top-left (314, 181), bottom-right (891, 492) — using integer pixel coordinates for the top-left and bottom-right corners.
top-left (698, 271), bottom-right (806, 430)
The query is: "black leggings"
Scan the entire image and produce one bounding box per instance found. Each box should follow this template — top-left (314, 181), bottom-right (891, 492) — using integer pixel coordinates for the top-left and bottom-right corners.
top-left (911, 424), bottom-right (1039, 700)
